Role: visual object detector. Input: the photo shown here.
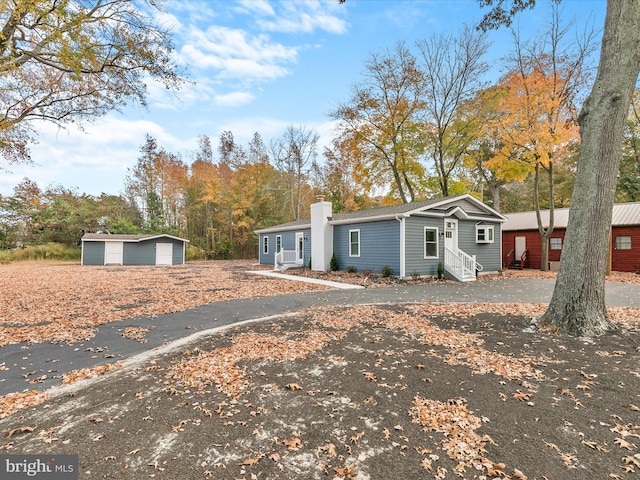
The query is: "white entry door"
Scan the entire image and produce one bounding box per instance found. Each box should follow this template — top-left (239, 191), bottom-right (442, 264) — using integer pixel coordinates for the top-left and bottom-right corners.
top-left (444, 219), bottom-right (458, 252)
top-left (104, 241), bottom-right (123, 265)
top-left (295, 232), bottom-right (304, 265)
top-left (156, 243), bottom-right (173, 265)
top-left (515, 236), bottom-right (527, 258)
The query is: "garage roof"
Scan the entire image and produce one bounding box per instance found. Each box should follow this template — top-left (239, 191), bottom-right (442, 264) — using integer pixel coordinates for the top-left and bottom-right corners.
top-left (81, 233), bottom-right (189, 242)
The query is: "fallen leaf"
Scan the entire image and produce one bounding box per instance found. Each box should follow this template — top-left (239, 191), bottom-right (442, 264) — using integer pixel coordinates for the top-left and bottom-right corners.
top-left (615, 438), bottom-right (636, 451)
top-left (7, 426), bottom-right (36, 438)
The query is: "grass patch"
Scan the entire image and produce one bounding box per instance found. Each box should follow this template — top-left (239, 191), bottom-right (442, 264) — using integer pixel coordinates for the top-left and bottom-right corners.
top-left (0, 243), bottom-right (80, 263)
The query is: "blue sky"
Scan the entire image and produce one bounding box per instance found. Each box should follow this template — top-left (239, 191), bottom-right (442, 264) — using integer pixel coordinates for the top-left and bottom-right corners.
top-left (0, 0), bottom-right (607, 197)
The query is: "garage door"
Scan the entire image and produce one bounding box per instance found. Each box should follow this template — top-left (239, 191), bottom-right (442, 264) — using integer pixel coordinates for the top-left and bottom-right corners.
top-left (104, 241), bottom-right (123, 265)
top-left (156, 243), bottom-right (173, 265)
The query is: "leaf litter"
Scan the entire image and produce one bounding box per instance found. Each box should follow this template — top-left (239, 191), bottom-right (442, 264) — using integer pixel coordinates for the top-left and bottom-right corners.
top-left (0, 263), bottom-right (639, 479)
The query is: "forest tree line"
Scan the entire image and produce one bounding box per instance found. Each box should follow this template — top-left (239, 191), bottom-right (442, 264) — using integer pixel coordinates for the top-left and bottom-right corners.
top-left (1, 14), bottom-right (639, 260)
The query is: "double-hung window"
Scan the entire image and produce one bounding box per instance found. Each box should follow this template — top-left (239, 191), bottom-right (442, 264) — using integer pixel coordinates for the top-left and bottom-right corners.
top-left (424, 227), bottom-right (438, 258)
top-left (262, 236), bottom-right (269, 255)
top-left (349, 229), bottom-right (360, 257)
top-left (615, 236), bottom-right (632, 250)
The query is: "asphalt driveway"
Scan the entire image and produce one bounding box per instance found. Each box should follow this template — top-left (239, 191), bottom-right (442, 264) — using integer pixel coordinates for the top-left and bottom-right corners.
top-left (1, 277), bottom-right (638, 396)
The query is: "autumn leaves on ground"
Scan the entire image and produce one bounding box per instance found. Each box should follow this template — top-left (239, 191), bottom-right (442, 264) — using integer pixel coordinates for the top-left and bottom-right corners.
top-left (1, 262), bottom-right (640, 479)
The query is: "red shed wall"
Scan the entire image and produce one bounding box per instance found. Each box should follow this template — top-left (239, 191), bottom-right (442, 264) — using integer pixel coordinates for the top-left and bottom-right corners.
top-left (502, 230), bottom-right (566, 269)
top-left (611, 226), bottom-right (640, 273)
top-left (503, 226), bottom-right (640, 272)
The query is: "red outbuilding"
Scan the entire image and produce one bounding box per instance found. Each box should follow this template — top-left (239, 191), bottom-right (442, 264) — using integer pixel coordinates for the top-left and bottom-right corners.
top-left (502, 202), bottom-right (640, 273)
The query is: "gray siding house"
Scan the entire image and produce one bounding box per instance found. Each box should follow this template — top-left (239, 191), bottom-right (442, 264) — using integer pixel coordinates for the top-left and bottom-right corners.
top-left (81, 234), bottom-right (188, 266)
top-left (256, 194), bottom-right (506, 281)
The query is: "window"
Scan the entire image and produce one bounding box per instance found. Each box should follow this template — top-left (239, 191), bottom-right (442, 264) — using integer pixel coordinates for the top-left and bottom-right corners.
top-left (615, 236), bottom-right (632, 250)
top-left (476, 225), bottom-right (494, 244)
top-left (424, 227), bottom-right (439, 258)
top-left (276, 235), bottom-right (282, 253)
top-left (549, 237), bottom-right (562, 250)
top-left (262, 236), bottom-right (269, 255)
top-left (349, 229), bottom-right (360, 257)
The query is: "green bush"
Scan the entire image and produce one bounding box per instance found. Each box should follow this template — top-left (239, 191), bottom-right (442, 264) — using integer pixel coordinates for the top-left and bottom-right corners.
top-left (330, 253), bottom-right (339, 271)
top-left (346, 265), bottom-right (358, 273)
top-left (380, 265), bottom-right (394, 277)
top-left (186, 245), bottom-right (207, 261)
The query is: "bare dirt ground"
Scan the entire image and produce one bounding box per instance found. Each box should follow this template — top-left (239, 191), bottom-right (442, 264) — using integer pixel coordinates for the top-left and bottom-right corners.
top-left (0, 262), bottom-right (639, 479)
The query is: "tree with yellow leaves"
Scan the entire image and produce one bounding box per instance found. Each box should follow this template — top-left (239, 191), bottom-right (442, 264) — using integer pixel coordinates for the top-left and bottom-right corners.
top-left (330, 42), bottom-right (426, 204)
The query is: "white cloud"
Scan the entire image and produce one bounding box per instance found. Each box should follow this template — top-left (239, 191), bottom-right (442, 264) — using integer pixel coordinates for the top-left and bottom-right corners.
top-left (214, 91), bottom-right (255, 107)
top-left (256, 1), bottom-right (349, 34)
top-left (235, 0), bottom-right (275, 17)
top-left (0, 117), bottom-right (194, 196)
top-left (180, 26), bottom-right (298, 81)
top-left (155, 11), bottom-right (183, 32)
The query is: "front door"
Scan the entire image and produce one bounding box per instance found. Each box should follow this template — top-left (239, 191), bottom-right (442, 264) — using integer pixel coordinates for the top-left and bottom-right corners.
top-left (296, 232), bottom-right (304, 265)
top-left (444, 219), bottom-right (458, 252)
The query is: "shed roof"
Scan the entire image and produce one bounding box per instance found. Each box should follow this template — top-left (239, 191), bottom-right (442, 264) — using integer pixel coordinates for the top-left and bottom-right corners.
top-left (503, 202), bottom-right (640, 231)
top-left (81, 233), bottom-right (189, 242)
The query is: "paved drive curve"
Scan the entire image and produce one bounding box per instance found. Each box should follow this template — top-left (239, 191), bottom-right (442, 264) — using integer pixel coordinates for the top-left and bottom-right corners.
top-left (1, 277), bottom-right (638, 396)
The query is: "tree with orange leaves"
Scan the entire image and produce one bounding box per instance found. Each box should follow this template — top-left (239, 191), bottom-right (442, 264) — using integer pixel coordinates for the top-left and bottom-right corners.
top-left (485, 6), bottom-right (595, 270)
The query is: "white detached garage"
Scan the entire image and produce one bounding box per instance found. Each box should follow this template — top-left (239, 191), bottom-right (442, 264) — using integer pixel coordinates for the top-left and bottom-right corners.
top-left (81, 234), bottom-right (189, 266)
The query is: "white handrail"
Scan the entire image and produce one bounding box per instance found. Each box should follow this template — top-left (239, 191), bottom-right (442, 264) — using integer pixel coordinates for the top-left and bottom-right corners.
top-left (274, 249), bottom-right (301, 270)
top-left (444, 247), bottom-right (483, 280)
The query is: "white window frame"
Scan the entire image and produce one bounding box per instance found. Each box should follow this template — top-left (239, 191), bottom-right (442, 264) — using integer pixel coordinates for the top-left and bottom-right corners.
top-left (424, 227), bottom-right (439, 259)
top-left (549, 237), bottom-right (562, 250)
top-left (263, 236), bottom-right (269, 255)
top-left (476, 225), bottom-right (494, 244)
top-left (615, 236), bottom-right (632, 250)
top-left (349, 229), bottom-right (360, 257)
top-left (276, 235), bottom-right (282, 253)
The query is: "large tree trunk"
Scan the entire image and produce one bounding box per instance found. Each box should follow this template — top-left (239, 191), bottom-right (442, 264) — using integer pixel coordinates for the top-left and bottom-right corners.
top-left (541, 0), bottom-right (640, 336)
top-left (490, 183), bottom-right (501, 212)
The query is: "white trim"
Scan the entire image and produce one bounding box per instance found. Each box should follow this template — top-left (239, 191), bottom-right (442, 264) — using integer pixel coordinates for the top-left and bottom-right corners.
top-left (262, 236), bottom-right (269, 255)
top-left (404, 194), bottom-right (507, 221)
top-left (276, 235), bottom-right (282, 254)
top-left (476, 225), bottom-right (495, 243)
top-left (424, 227), bottom-right (439, 259)
top-left (82, 234), bottom-right (189, 243)
top-left (398, 217), bottom-right (406, 278)
top-left (255, 223), bottom-right (311, 234)
top-left (349, 229), bottom-right (360, 257)
top-left (295, 232), bottom-right (305, 264)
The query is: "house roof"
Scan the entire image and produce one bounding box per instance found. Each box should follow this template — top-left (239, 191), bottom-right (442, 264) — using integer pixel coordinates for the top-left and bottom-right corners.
top-left (81, 233), bottom-right (189, 243)
top-left (255, 194), bottom-right (506, 234)
top-left (502, 202), bottom-right (640, 231)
